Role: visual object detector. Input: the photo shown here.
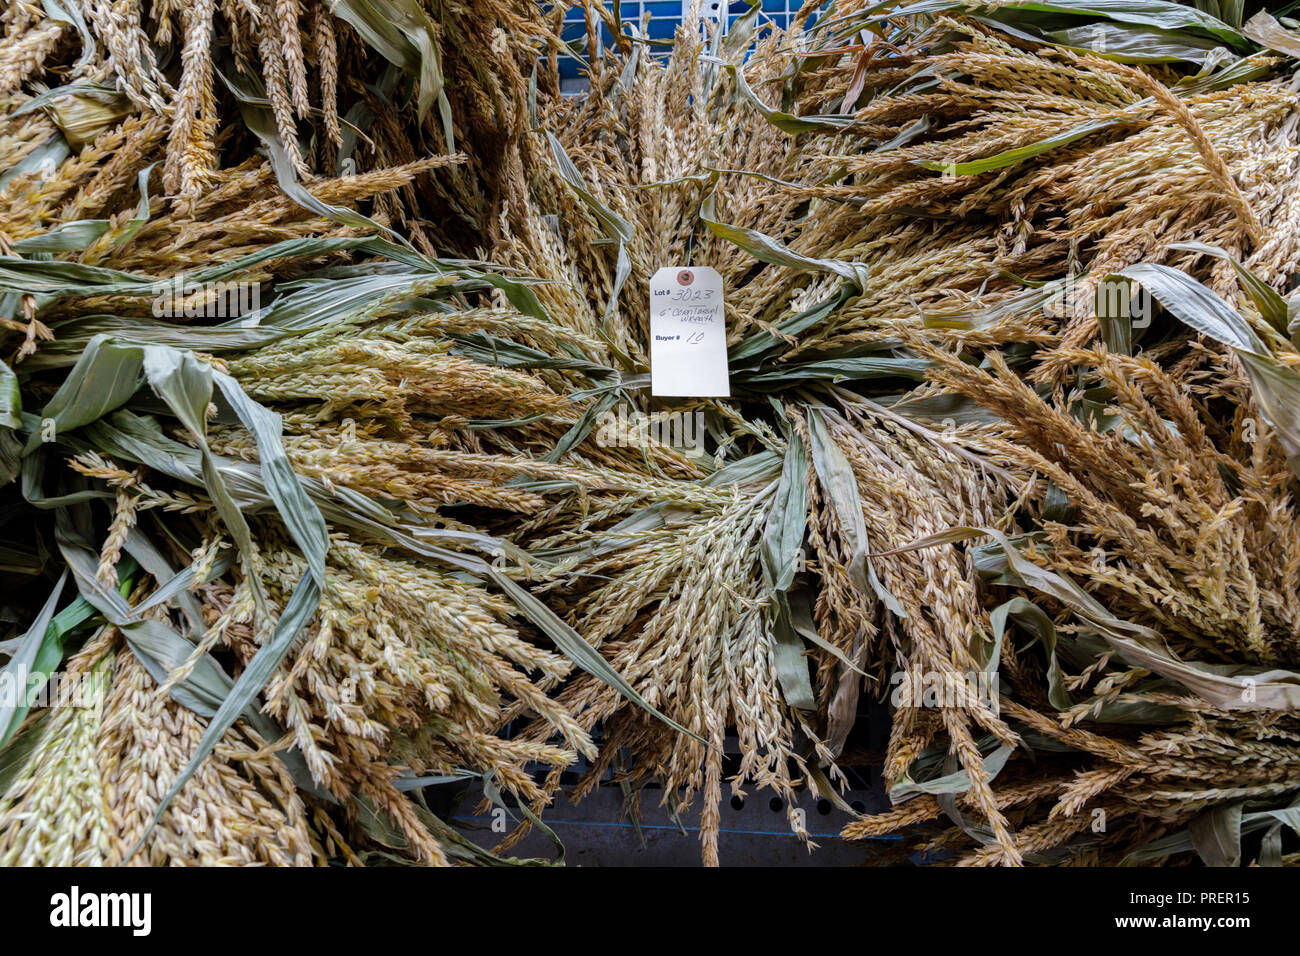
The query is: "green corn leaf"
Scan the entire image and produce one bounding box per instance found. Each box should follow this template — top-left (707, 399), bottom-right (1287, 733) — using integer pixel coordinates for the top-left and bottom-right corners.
top-left (545, 131), bottom-right (634, 244)
top-left (1041, 22), bottom-right (1230, 63)
top-left (991, 597), bottom-right (1069, 709)
top-left (484, 565), bottom-right (706, 748)
top-left (806, 407), bottom-right (906, 617)
top-left (891, 744), bottom-right (1014, 802)
top-left (327, 0), bottom-right (446, 127)
top-left (878, 526), bottom-right (1300, 710)
top-left (1117, 262), bottom-right (1266, 352)
top-left (706, 58), bottom-right (857, 133)
top-left (1188, 802), bottom-right (1243, 867)
top-left (10, 164), bottom-right (153, 255)
top-left (1167, 240), bottom-right (1289, 334)
top-left (0, 571), bottom-right (67, 748)
top-left (915, 118), bottom-right (1121, 176)
top-left (737, 355), bottom-right (931, 386)
top-left (21, 336), bottom-right (144, 455)
top-left (701, 191), bottom-right (870, 288)
top-left (0, 359), bottom-right (19, 430)
top-left (761, 425), bottom-right (816, 710)
top-left (871, 1), bottom-right (1247, 47)
top-left (1118, 264), bottom-right (1300, 477)
top-left (1242, 10), bottom-right (1300, 58)
top-left (131, 570), bottom-right (324, 857)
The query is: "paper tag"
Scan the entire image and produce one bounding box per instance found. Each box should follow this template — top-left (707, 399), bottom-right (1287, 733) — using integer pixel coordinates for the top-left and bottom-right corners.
top-left (649, 266), bottom-right (730, 397)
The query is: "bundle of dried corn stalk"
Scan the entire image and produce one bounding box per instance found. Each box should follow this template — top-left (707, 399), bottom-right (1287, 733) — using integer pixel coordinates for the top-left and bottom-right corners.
top-left (5, 0), bottom-right (1300, 866)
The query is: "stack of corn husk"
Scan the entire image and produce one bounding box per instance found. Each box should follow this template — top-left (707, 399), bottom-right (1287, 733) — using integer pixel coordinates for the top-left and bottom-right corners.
top-left (4, 0), bottom-right (1300, 866)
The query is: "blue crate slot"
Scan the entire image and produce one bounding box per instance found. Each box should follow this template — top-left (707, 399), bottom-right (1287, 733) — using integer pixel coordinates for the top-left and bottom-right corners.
top-left (546, 2), bottom-right (819, 82)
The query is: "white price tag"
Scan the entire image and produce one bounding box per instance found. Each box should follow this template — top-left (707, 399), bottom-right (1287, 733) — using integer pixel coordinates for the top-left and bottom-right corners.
top-left (649, 266), bottom-right (730, 397)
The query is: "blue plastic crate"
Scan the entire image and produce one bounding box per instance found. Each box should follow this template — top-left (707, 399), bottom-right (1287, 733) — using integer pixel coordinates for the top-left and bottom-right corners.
top-left (547, 1), bottom-right (817, 83)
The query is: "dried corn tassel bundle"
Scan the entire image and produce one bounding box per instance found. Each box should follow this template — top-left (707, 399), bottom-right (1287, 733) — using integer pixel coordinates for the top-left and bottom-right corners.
top-left (465, 5), bottom-right (1300, 864)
